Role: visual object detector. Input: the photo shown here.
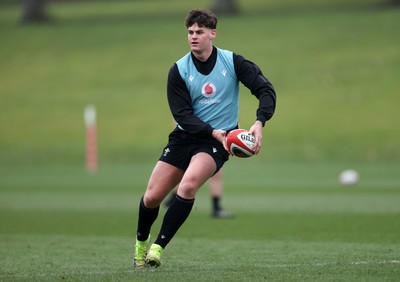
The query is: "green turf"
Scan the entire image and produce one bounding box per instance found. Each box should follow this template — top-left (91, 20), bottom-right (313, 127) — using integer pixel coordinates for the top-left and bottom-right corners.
top-left (1, 161), bottom-right (399, 281)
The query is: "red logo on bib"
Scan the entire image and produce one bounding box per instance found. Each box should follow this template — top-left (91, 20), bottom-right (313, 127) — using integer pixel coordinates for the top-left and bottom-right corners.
top-left (201, 82), bottom-right (216, 98)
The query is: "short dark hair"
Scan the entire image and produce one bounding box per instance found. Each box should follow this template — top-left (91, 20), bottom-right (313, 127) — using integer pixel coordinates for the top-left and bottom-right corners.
top-left (185, 9), bottom-right (217, 29)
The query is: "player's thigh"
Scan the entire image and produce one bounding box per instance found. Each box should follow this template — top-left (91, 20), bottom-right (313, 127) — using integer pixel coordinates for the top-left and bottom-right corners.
top-left (144, 161), bottom-right (184, 208)
top-left (177, 153), bottom-right (217, 199)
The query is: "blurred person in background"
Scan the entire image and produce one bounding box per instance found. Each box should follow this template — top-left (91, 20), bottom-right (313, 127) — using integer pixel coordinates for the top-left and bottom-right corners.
top-left (133, 8), bottom-right (276, 269)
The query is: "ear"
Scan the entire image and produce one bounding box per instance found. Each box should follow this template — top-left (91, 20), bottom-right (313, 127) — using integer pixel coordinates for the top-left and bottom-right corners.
top-left (210, 29), bottom-right (217, 39)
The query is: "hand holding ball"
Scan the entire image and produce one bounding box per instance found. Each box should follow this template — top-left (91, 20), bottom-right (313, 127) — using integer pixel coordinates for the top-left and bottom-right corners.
top-left (226, 129), bottom-right (256, 158)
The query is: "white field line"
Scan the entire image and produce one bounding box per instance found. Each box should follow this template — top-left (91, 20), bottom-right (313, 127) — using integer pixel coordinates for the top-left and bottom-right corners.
top-left (1, 260), bottom-right (399, 278)
top-left (260, 260), bottom-right (400, 268)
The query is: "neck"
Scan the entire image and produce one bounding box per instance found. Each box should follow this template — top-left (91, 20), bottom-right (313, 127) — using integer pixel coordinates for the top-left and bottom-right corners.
top-left (192, 45), bottom-right (213, 62)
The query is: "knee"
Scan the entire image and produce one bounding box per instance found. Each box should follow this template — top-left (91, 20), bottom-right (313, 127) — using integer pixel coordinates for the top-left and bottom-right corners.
top-left (143, 189), bottom-right (163, 208)
top-left (177, 180), bottom-right (199, 199)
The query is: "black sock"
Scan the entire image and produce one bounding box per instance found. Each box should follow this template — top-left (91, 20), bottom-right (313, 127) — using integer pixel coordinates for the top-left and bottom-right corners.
top-left (154, 195), bottom-right (194, 248)
top-left (212, 196), bottom-right (221, 212)
top-left (136, 196), bottom-right (159, 241)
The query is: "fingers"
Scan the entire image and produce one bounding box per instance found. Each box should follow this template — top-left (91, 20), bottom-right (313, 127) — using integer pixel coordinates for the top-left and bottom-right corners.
top-left (212, 129), bottom-right (224, 139)
top-left (212, 129), bottom-right (228, 151)
top-left (249, 121), bottom-right (263, 154)
top-left (222, 136), bottom-right (229, 153)
top-left (253, 134), bottom-right (262, 154)
top-left (222, 131), bottom-right (231, 153)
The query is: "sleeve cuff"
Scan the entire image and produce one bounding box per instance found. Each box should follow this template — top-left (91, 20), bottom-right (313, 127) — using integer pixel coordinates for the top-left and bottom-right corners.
top-left (256, 117), bottom-right (266, 127)
top-left (206, 125), bottom-right (214, 136)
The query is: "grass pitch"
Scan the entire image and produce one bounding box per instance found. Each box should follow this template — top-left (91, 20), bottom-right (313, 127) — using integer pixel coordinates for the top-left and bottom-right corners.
top-left (0, 0), bottom-right (400, 281)
top-left (1, 161), bottom-right (399, 281)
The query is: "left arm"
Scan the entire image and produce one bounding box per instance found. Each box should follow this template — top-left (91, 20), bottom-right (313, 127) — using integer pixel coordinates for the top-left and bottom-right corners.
top-left (233, 53), bottom-right (277, 154)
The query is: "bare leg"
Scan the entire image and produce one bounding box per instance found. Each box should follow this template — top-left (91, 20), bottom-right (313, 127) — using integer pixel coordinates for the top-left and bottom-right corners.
top-left (155, 153), bottom-right (216, 248)
top-left (143, 161), bottom-right (184, 208)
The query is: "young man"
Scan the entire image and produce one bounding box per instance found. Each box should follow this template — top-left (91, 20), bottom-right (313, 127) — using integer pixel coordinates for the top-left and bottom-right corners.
top-left (134, 9), bottom-right (276, 269)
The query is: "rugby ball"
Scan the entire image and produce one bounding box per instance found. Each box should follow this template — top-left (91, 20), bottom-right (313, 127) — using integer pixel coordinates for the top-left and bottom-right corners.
top-left (226, 129), bottom-right (256, 158)
top-left (339, 169), bottom-right (360, 186)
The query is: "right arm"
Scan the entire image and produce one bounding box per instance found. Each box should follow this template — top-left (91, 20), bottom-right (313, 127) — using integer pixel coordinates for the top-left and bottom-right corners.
top-left (167, 64), bottom-right (215, 137)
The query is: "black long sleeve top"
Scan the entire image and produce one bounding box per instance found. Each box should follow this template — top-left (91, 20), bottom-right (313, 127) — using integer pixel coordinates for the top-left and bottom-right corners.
top-left (167, 46), bottom-right (276, 137)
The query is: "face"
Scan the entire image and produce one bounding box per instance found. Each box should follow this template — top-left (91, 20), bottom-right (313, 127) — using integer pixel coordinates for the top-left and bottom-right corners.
top-left (187, 23), bottom-right (216, 54)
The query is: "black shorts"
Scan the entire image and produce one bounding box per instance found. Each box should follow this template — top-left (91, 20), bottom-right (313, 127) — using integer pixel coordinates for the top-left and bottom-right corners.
top-left (159, 130), bottom-right (230, 174)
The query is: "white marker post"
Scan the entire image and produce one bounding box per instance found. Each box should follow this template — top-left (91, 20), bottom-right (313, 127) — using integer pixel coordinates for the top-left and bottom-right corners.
top-left (84, 105), bottom-right (97, 173)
